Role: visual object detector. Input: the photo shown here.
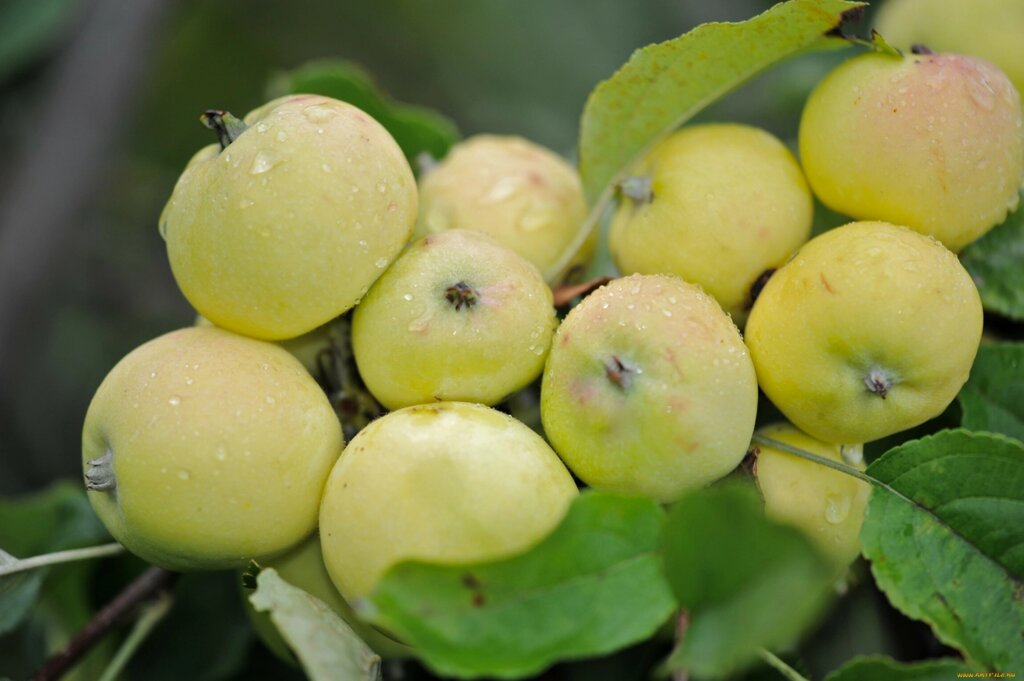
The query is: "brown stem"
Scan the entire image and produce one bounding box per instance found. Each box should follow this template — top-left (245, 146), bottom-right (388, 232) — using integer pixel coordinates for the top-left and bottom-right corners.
top-left (673, 610), bottom-right (691, 681)
top-left (552, 276), bottom-right (612, 308)
top-left (31, 566), bottom-right (178, 681)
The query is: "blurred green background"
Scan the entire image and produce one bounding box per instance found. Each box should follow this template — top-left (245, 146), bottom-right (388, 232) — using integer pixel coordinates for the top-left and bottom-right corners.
top-left (0, 0), bottom-right (854, 495)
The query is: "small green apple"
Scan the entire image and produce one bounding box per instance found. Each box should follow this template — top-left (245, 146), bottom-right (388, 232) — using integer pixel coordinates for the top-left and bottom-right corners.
top-left (874, 0), bottom-right (1024, 97)
top-left (319, 402), bottom-right (577, 601)
top-left (541, 274), bottom-right (758, 503)
top-left (416, 135), bottom-right (591, 284)
top-left (799, 50), bottom-right (1024, 251)
top-left (745, 221), bottom-right (983, 444)
top-left (609, 123), bottom-right (813, 321)
top-left (242, 534), bottom-right (410, 663)
top-left (754, 423), bottom-right (870, 574)
top-left (83, 326), bottom-right (343, 570)
top-left (351, 229), bottom-right (557, 410)
top-left (160, 95), bottom-right (418, 340)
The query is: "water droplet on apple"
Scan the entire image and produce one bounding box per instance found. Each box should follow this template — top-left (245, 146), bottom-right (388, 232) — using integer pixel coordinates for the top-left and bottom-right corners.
top-left (303, 105), bottom-right (337, 123)
top-left (375, 257), bottom-right (389, 268)
top-left (177, 469), bottom-right (191, 481)
top-left (250, 151), bottom-right (278, 175)
top-left (824, 494), bottom-right (850, 524)
top-left (168, 396), bottom-right (181, 406)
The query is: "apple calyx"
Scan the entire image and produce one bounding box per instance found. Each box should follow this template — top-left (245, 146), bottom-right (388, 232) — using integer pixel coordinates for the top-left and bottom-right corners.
top-left (604, 355), bottom-right (636, 390)
top-left (863, 366), bottom-right (895, 399)
top-left (444, 281), bottom-right (479, 311)
top-left (620, 175), bottom-right (653, 205)
top-left (748, 268), bottom-right (776, 307)
top-left (200, 110), bottom-right (249, 151)
top-left (85, 449), bottom-right (116, 493)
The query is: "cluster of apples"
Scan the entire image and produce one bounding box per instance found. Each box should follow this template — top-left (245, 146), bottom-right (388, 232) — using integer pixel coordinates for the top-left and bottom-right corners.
top-left (82, 36), bottom-right (1022, 661)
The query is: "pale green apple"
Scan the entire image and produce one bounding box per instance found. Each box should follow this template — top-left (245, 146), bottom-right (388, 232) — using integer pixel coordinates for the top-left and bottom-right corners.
top-left (242, 534), bottom-right (410, 662)
top-left (609, 123), bottom-right (813, 321)
top-left (319, 402), bottom-right (577, 601)
top-left (195, 313), bottom-right (335, 377)
top-left (754, 423), bottom-right (870, 574)
top-left (160, 95), bottom-right (418, 340)
top-left (745, 221), bottom-right (983, 444)
top-left (875, 0), bottom-right (1024, 97)
top-left (83, 326), bottom-right (343, 570)
top-left (541, 274), bottom-right (758, 503)
top-left (351, 229), bottom-right (556, 410)
top-left (800, 51), bottom-right (1024, 251)
top-left (416, 135), bottom-right (591, 284)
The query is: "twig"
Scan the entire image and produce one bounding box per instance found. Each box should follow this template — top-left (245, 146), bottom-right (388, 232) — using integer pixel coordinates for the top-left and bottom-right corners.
top-left (552, 276), bottom-right (613, 307)
top-left (96, 591), bottom-right (174, 681)
top-left (0, 543), bottom-right (124, 578)
top-left (758, 649), bottom-right (810, 681)
top-left (31, 566), bottom-right (178, 681)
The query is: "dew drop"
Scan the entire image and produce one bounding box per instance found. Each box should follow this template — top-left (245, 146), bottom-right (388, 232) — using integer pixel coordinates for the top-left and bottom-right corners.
top-left (824, 494), bottom-right (851, 524)
top-left (215, 446), bottom-right (227, 461)
top-left (377, 182), bottom-right (387, 193)
top-left (276, 131), bottom-right (287, 142)
top-left (662, 309), bottom-right (672, 317)
top-left (177, 469), bottom-right (191, 481)
top-left (250, 151), bottom-right (277, 175)
top-left (303, 105), bottom-right (337, 123)
top-left (322, 163), bottom-right (332, 173)
top-left (238, 198), bottom-right (254, 209)
top-left (403, 293), bottom-right (413, 301)
top-left (265, 396), bottom-right (276, 405)
top-left (255, 122), bottom-right (269, 134)
top-left (375, 257), bottom-right (388, 268)
top-left (184, 376), bottom-right (193, 385)
top-left (168, 396), bottom-right (181, 406)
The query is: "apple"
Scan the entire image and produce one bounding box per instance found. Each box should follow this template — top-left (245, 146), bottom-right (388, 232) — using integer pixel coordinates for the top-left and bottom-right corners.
top-left (799, 50), bottom-right (1024, 251)
top-left (745, 221), bottom-right (983, 444)
top-left (754, 423), bottom-right (871, 574)
top-left (416, 135), bottom-right (591, 284)
top-left (351, 229), bottom-right (557, 410)
top-left (874, 0), bottom-right (1024, 97)
top-left (609, 123), bottom-right (813, 321)
top-left (82, 326), bottom-right (343, 570)
top-left (195, 313), bottom-right (336, 376)
top-left (319, 402), bottom-right (577, 601)
top-left (242, 534), bottom-right (410, 663)
top-left (160, 95), bottom-right (418, 340)
top-left (540, 274), bottom-right (758, 503)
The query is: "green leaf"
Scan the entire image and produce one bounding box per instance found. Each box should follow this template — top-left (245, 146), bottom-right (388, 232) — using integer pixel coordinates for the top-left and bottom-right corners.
top-left (250, 568), bottom-right (381, 681)
top-left (862, 430), bottom-right (1024, 671)
top-left (961, 194), bottom-right (1024, 320)
top-left (578, 0), bottom-right (863, 205)
top-left (0, 483), bottom-right (108, 635)
top-left (363, 491), bottom-right (676, 679)
top-left (663, 483), bottom-right (831, 679)
top-left (661, 484), bottom-right (833, 679)
top-left (269, 59), bottom-right (460, 165)
top-left (959, 342), bottom-right (1024, 442)
top-left (823, 655), bottom-right (972, 681)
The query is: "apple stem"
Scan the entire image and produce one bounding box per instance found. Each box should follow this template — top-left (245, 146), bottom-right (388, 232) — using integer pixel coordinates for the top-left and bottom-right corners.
top-left (200, 110), bottom-right (249, 150)
top-left (863, 366), bottom-right (893, 399)
top-left (85, 448), bottom-right (116, 493)
top-left (445, 281), bottom-right (478, 311)
top-left (620, 175), bottom-right (653, 205)
top-left (604, 355), bottom-right (635, 390)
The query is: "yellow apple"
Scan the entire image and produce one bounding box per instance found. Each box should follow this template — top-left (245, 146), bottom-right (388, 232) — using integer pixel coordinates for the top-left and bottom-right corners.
top-left (609, 123), bottom-right (813, 321)
top-left (351, 229), bottom-right (556, 410)
top-left (799, 51), bottom-right (1024, 251)
top-left (416, 135), bottom-right (591, 284)
top-left (194, 313), bottom-right (335, 376)
top-left (160, 95), bottom-right (418, 340)
top-left (541, 274), bottom-right (758, 502)
top-left (745, 221), bottom-right (983, 444)
top-left (319, 402), bottom-right (577, 601)
top-left (754, 423), bottom-right (870, 574)
top-left (875, 0), bottom-right (1024, 97)
top-left (83, 326), bottom-right (343, 570)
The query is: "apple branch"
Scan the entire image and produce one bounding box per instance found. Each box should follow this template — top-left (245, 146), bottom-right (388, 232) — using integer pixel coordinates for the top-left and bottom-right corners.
top-left (31, 566), bottom-right (178, 681)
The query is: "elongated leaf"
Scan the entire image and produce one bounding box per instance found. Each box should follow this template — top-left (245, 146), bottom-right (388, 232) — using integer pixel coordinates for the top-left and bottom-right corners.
top-left (249, 568), bottom-right (381, 681)
top-left (269, 59), bottom-right (460, 165)
top-left (961, 194), bottom-right (1024, 320)
top-left (362, 492), bottom-right (676, 679)
top-left (824, 656), bottom-right (972, 681)
top-left (862, 430), bottom-right (1024, 670)
top-left (578, 0), bottom-right (863, 205)
top-left (959, 343), bottom-right (1024, 441)
top-left (0, 483), bottom-right (108, 635)
top-left (662, 484), bottom-right (833, 679)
